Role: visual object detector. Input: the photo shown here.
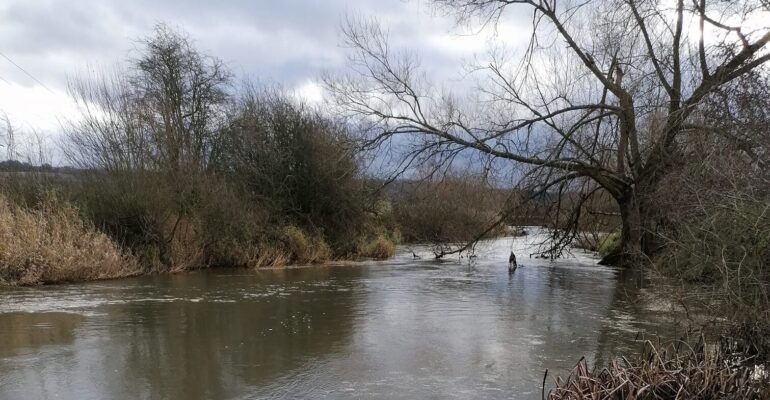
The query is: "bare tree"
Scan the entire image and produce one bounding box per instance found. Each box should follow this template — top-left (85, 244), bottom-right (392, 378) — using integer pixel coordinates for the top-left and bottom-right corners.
top-left (64, 70), bottom-right (150, 170)
top-left (325, 1), bottom-right (770, 267)
top-left (65, 23), bottom-right (232, 173)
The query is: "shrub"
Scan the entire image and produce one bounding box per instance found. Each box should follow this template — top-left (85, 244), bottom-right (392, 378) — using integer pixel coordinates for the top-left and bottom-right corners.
top-left (281, 226), bottom-right (331, 264)
top-left (3, 26), bottom-right (399, 282)
top-left (0, 192), bottom-right (138, 285)
top-left (357, 234), bottom-right (396, 259)
top-left (391, 176), bottom-right (506, 244)
top-left (650, 149), bottom-right (770, 360)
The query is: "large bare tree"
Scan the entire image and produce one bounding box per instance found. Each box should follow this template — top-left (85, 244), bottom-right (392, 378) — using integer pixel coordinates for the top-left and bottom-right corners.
top-left (65, 24), bottom-right (231, 173)
top-left (326, 0), bottom-right (770, 266)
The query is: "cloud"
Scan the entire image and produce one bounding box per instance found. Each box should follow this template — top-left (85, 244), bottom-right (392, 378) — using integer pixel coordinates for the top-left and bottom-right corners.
top-left (0, 0), bottom-right (530, 136)
top-left (294, 80), bottom-right (325, 104)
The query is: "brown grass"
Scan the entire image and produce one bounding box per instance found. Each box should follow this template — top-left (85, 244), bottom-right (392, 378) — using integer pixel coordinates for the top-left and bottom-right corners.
top-left (357, 234), bottom-right (396, 259)
top-left (548, 340), bottom-right (769, 399)
top-left (281, 226), bottom-right (332, 264)
top-left (251, 244), bottom-right (291, 268)
top-left (0, 193), bottom-right (139, 285)
top-left (161, 215), bottom-right (206, 272)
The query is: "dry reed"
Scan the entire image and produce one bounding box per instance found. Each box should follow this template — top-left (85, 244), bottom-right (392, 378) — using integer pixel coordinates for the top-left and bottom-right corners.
top-left (0, 193), bottom-right (139, 285)
top-left (548, 340), bottom-right (769, 400)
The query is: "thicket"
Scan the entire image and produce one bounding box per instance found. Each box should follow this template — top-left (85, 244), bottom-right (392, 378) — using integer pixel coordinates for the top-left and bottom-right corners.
top-left (389, 174), bottom-right (507, 245)
top-left (649, 72), bottom-right (770, 356)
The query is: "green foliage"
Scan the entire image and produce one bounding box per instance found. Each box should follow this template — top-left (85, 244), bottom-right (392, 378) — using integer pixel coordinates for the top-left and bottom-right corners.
top-left (598, 231), bottom-right (621, 258)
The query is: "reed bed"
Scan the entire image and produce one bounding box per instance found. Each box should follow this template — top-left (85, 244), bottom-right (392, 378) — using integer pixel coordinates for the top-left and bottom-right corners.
top-left (548, 340), bottom-right (769, 400)
top-left (0, 193), bottom-right (139, 285)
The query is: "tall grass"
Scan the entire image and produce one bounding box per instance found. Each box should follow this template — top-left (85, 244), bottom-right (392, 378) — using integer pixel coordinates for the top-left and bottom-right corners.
top-left (0, 192), bottom-right (139, 285)
top-left (280, 225), bottom-right (332, 264)
top-left (356, 234), bottom-right (396, 259)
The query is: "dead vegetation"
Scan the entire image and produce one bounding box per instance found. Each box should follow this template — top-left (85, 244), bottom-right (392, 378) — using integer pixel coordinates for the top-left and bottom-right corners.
top-left (390, 175), bottom-right (507, 245)
top-left (548, 340), bottom-right (769, 400)
top-left (0, 192), bottom-right (138, 285)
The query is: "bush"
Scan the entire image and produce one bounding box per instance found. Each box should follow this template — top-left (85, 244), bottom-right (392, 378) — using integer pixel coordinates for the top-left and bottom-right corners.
top-left (71, 172), bottom-right (194, 271)
top-left (0, 192), bottom-right (138, 285)
top-left (391, 176), bottom-right (506, 244)
top-left (356, 234), bottom-right (396, 259)
top-left (281, 226), bottom-right (331, 264)
top-left (649, 143), bottom-right (770, 358)
top-left (654, 190), bottom-right (770, 322)
top-left (0, 26), bottom-right (400, 285)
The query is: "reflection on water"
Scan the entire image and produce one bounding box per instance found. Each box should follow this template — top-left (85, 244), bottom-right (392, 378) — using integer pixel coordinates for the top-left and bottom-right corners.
top-left (0, 233), bottom-right (688, 399)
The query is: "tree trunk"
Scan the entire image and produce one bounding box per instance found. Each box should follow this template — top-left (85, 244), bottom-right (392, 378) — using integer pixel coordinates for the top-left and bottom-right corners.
top-left (599, 188), bottom-right (648, 268)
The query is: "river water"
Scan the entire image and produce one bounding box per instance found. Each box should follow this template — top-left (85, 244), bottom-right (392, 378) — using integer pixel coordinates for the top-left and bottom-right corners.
top-left (0, 233), bottom-right (686, 399)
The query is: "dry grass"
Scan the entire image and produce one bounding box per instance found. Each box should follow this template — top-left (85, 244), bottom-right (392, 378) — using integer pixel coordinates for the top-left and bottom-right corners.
top-left (161, 215), bottom-right (206, 272)
top-left (548, 340), bottom-right (769, 400)
top-left (0, 193), bottom-right (139, 285)
top-left (357, 234), bottom-right (396, 259)
top-left (251, 244), bottom-right (291, 268)
top-left (281, 226), bottom-right (332, 264)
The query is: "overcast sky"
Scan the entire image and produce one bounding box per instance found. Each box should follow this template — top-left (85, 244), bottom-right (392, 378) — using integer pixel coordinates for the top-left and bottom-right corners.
top-left (0, 0), bottom-right (532, 145)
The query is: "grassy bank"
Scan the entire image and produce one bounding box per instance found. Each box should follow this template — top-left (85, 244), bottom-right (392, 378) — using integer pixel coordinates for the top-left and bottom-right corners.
top-left (0, 175), bottom-right (397, 286)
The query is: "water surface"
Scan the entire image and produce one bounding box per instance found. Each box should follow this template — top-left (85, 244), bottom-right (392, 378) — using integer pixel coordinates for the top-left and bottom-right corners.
top-left (0, 234), bottom-right (685, 399)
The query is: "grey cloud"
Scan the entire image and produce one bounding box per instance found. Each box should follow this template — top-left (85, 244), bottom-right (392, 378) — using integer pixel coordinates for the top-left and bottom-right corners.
top-left (0, 0), bottom-right (480, 90)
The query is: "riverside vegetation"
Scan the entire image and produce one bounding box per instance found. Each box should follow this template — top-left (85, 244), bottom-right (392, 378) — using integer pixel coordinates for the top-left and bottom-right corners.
top-left (0, 25), bottom-right (399, 285)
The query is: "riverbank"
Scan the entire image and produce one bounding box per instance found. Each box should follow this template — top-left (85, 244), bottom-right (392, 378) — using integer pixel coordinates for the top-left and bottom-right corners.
top-left (0, 192), bottom-right (140, 285)
top-left (0, 186), bottom-right (396, 286)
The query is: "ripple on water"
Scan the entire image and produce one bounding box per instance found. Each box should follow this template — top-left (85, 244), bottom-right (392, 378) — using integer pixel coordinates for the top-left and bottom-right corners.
top-left (0, 229), bottom-right (688, 400)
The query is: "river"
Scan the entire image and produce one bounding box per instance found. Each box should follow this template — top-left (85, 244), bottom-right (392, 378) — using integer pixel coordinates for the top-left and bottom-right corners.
top-left (0, 232), bottom-right (687, 399)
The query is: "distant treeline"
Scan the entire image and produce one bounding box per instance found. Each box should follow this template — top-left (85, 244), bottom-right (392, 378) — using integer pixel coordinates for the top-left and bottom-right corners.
top-left (0, 160), bottom-right (80, 174)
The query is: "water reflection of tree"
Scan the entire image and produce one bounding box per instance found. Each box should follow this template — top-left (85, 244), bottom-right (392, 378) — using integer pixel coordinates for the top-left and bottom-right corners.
top-left (0, 312), bottom-right (84, 358)
top-left (428, 259), bottom-right (622, 393)
top-left (96, 267), bottom-right (363, 400)
top-left (592, 269), bottom-right (687, 367)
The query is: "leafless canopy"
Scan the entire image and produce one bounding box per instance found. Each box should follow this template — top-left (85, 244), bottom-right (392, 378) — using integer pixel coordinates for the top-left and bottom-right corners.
top-left (326, 0), bottom-right (770, 264)
top-left (65, 24), bottom-right (231, 173)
